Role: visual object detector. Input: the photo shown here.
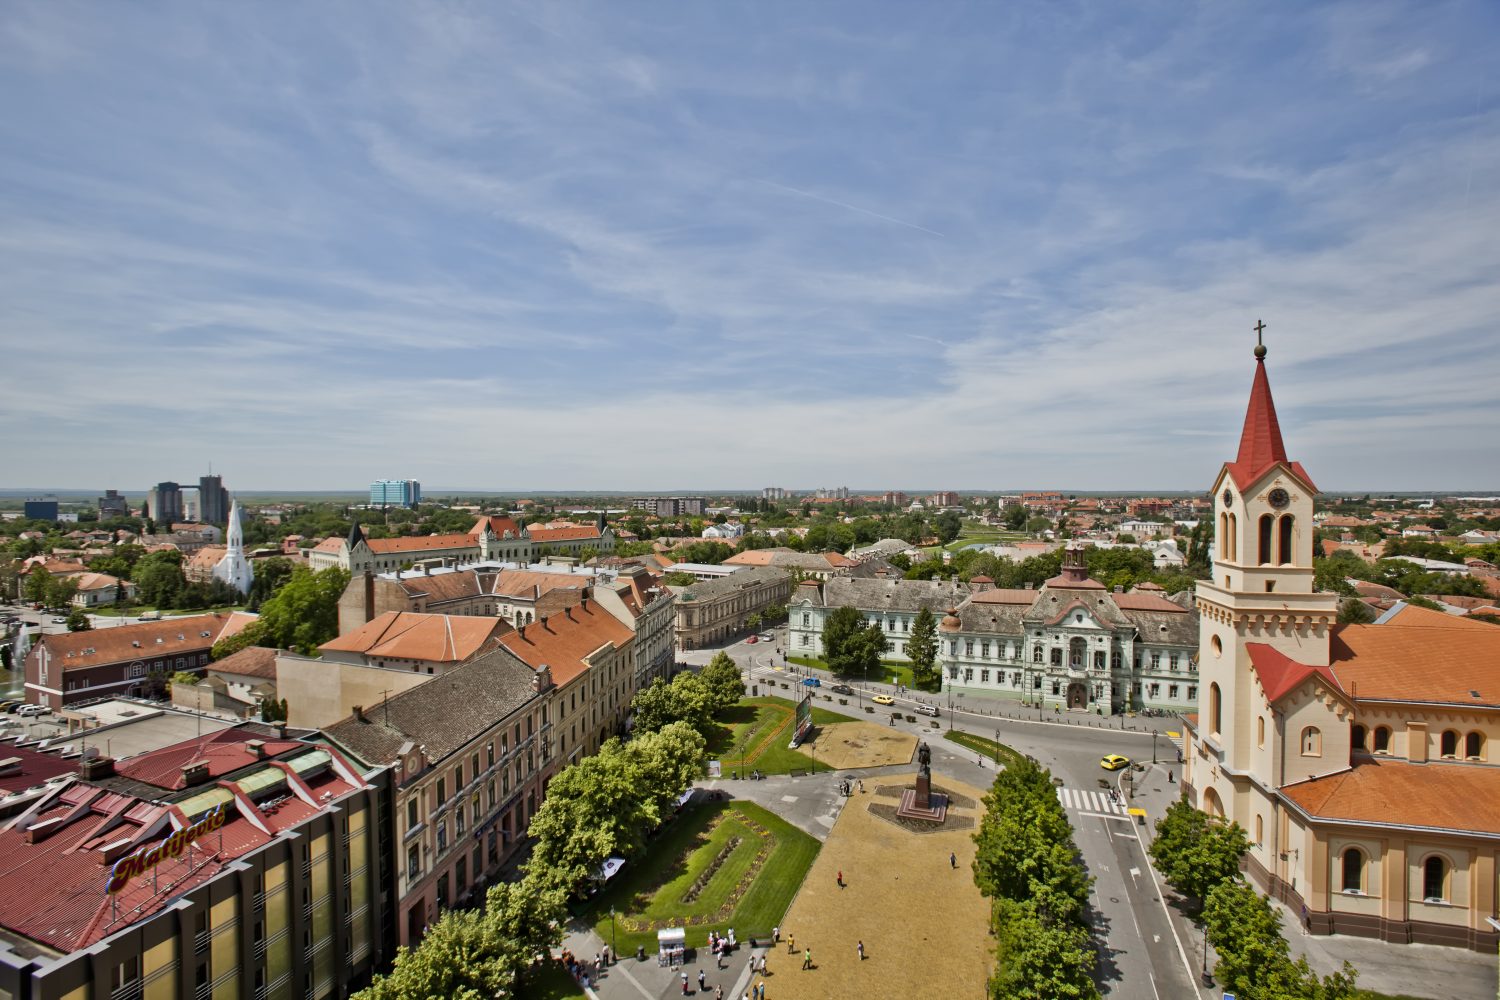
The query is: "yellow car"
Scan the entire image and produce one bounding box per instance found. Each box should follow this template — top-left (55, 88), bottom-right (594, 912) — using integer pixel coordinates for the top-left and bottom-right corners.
top-left (1100, 754), bottom-right (1131, 771)
top-left (872, 694), bottom-right (895, 706)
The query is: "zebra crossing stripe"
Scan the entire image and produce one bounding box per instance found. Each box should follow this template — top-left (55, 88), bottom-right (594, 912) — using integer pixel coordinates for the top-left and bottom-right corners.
top-left (1056, 786), bottom-right (1125, 816)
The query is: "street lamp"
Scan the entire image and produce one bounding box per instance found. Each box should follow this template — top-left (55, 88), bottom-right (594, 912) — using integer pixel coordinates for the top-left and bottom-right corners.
top-left (994, 728), bottom-right (1000, 765)
top-left (610, 907), bottom-right (617, 963)
top-left (1152, 731), bottom-right (1159, 764)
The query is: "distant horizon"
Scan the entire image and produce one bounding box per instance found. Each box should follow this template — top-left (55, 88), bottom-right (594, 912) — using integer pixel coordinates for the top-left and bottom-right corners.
top-left (3, 487), bottom-right (1494, 500)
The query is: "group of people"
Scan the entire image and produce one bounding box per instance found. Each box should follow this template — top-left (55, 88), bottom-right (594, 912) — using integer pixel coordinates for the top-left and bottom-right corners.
top-left (559, 948), bottom-right (605, 989)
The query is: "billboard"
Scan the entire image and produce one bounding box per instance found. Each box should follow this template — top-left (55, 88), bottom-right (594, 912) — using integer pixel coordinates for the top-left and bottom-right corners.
top-left (791, 693), bottom-right (814, 747)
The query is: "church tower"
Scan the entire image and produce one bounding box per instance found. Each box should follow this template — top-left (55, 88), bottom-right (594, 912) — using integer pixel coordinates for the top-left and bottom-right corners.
top-left (213, 498), bottom-right (255, 596)
top-left (1194, 331), bottom-right (1337, 778)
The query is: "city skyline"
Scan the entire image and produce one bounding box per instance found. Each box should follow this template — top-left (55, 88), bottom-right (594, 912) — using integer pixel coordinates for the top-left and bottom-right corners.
top-left (2, 2), bottom-right (1498, 490)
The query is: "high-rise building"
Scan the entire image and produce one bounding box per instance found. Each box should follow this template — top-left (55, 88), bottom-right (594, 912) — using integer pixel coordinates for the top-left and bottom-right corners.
top-left (97, 489), bottom-right (128, 518)
top-left (198, 473), bottom-right (229, 523)
top-left (146, 481), bottom-right (183, 523)
top-left (762, 487), bottom-right (788, 500)
top-left (22, 497), bottom-right (58, 521)
top-left (628, 496), bottom-right (707, 517)
top-left (369, 479), bottom-right (421, 507)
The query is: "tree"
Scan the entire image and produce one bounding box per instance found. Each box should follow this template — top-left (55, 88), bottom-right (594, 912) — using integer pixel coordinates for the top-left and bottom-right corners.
top-left (823, 607), bottom-right (884, 678)
top-left (989, 897), bottom-right (1101, 1000)
top-left (1337, 598), bottom-right (1376, 624)
top-left (134, 550), bottom-right (187, 607)
top-left (214, 566), bottom-right (350, 657)
top-left (1003, 505), bottom-right (1028, 530)
top-left (934, 511), bottom-right (963, 544)
top-left (46, 575), bottom-right (80, 610)
top-left (698, 652), bottom-right (745, 712)
top-left (1203, 879), bottom-right (1359, 1000)
top-left (629, 674), bottom-right (714, 736)
top-left (908, 606), bottom-right (940, 691)
top-left (1024, 515), bottom-right (1052, 535)
top-left (245, 557), bottom-right (295, 610)
top-left (65, 608), bottom-right (92, 632)
top-left (1148, 800), bottom-right (1250, 904)
top-left (662, 571), bottom-right (697, 587)
top-left (22, 568), bottom-right (49, 605)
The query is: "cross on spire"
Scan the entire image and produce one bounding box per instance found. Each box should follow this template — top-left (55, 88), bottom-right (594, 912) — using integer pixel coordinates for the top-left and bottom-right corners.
top-left (1253, 319), bottom-right (1267, 360)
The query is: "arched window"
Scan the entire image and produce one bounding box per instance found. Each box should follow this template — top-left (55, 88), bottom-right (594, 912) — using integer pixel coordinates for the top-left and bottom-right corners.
top-left (1226, 513), bottom-right (1238, 561)
top-left (1256, 716), bottom-right (1265, 748)
top-left (1300, 726), bottom-right (1322, 756)
top-left (1341, 848), bottom-right (1364, 893)
top-left (1209, 683), bottom-right (1222, 737)
top-left (1258, 514), bottom-right (1274, 565)
top-left (1373, 726), bottom-right (1391, 753)
top-left (1440, 730), bottom-right (1460, 758)
top-left (1254, 814), bottom-right (1263, 845)
top-left (1466, 731), bottom-right (1485, 760)
top-left (1278, 515), bottom-right (1295, 565)
top-left (1033, 644), bottom-right (1043, 663)
top-left (1069, 637), bottom-right (1087, 668)
top-left (1423, 856), bottom-right (1448, 901)
top-left (1351, 724), bottom-right (1367, 750)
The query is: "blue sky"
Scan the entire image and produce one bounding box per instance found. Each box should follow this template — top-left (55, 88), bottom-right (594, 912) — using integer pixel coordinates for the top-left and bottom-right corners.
top-left (2, 1), bottom-right (1497, 492)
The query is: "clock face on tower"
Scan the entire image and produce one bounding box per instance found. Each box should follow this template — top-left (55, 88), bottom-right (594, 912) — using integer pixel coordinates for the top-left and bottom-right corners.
top-left (1268, 487), bottom-right (1290, 510)
top-left (1221, 489), bottom-right (1233, 508)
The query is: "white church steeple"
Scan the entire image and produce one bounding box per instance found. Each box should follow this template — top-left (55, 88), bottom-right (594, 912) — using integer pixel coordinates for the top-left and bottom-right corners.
top-left (213, 498), bottom-right (255, 596)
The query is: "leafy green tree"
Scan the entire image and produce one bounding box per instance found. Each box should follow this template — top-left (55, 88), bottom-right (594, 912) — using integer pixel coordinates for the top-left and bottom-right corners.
top-left (65, 608), bottom-right (92, 631)
top-left (134, 550), bottom-right (187, 607)
top-left (214, 566), bottom-right (349, 657)
top-left (1337, 598), bottom-right (1376, 624)
top-left (1148, 800), bottom-right (1250, 904)
top-left (972, 756), bottom-right (1089, 913)
top-left (245, 557), bottom-right (295, 610)
top-left (822, 606), bottom-right (884, 677)
top-left (907, 606), bottom-right (940, 691)
top-left (698, 652), bottom-right (745, 711)
top-left (1003, 505), bottom-right (1028, 530)
top-left (22, 568), bottom-right (49, 605)
top-left (46, 575), bottom-right (80, 610)
top-left (989, 897), bottom-right (1101, 1000)
top-left (1203, 879), bottom-right (1359, 1000)
top-left (662, 571), bottom-right (697, 586)
top-left (359, 902), bottom-right (528, 1000)
top-left (1024, 515), bottom-right (1052, 535)
top-left (630, 674), bottom-right (714, 736)
top-left (934, 510), bottom-right (963, 544)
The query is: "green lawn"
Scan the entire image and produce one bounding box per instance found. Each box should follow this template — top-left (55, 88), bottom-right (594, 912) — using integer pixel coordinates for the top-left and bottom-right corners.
top-left (944, 729), bottom-right (1026, 768)
top-left (785, 655), bottom-right (917, 688)
top-left (586, 799), bottom-right (819, 954)
top-left (707, 696), bottom-right (858, 775)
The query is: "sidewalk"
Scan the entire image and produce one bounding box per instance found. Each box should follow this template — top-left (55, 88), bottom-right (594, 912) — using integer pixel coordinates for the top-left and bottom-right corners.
top-left (558, 920), bottom-right (770, 1000)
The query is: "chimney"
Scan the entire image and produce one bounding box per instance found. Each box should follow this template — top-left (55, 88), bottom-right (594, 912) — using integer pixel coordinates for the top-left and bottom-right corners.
top-left (533, 664), bottom-right (551, 692)
top-left (518, 623), bottom-right (527, 640)
top-left (181, 760), bottom-right (210, 787)
top-left (353, 705), bottom-right (365, 723)
top-left (274, 722), bottom-right (288, 739)
top-left (79, 755), bottom-right (116, 780)
top-left (540, 616), bottom-right (550, 631)
top-left (581, 594), bottom-right (589, 613)
top-left (246, 739), bottom-right (266, 759)
top-left (363, 570), bottom-right (375, 623)
top-left (1113, 585), bottom-right (1124, 593)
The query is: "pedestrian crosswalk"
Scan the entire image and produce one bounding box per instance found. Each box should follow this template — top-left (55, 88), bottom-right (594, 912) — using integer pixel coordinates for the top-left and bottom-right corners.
top-left (1056, 786), bottom-right (1128, 816)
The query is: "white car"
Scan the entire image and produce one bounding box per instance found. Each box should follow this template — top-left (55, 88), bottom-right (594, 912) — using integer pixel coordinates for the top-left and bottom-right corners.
top-left (16, 705), bottom-right (47, 718)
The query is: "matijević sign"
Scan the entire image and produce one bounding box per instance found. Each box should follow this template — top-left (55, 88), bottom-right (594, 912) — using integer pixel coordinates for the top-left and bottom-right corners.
top-left (107, 805), bottom-right (228, 894)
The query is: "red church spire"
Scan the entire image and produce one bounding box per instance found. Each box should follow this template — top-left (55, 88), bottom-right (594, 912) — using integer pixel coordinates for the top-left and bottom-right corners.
top-left (1225, 322), bottom-right (1316, 492)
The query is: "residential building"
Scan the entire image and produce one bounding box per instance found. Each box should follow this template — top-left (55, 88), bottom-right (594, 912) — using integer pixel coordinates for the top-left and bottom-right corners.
top-left (0, 727), bottom-right (392, 1000)
top-left (816, 487), bottom-right (850, 500)
top-left (589, 565), bottom-right (677, 688)
top-left (185, 545), bottom-right (228, 583)
top-left (23, 613), bottom-right (253, 708)
top-left (337, 563), bottom-right (598, 634)
top-left (630, 497), bottom-right (707, 517)
top-left (701, 521), bottom-right (745, 540)
top-left (931, 491), bottom-right (960, 508)
top-left (69, 571), bottom-right (137, 608)
top-left (847, 538), bottom-right (923, 562)
top-left (496, 598), bottom-right (638, 763)
top-left (172, 645), bottom-right (278, 718)
top-left (1185, 343), bottom-right (1500, 952)
top-left (22, 497), bottom-right (58, 521)
top-left (97, 489), bottom-right (129, 518)
top-left (1119, 519), bottom-right (1172, 539)
top-left (762, 487), bottom-right (788, 501)
top-left (880, 491), bottom-right (908, 506)
top-left (197, 474), bottom-right (229, 524)
top-left (724, 548), bottom-right (860, 580)
top-left (789, 576), bottom-right (972, 660)
top-left (672, 566), bottom-right (793, 650)
top-left (323, 651), bottom-right (549, 947)
top-left (370, 479), bottom-right (422, 507)
top-left (308, 523), bottom-right (481, 574)
top-left (318, 612), bottom-right (515, 676)
top-left (146, 482), bottom-right (184, 524)
top-left (527, 520), bottom-right (615, 558)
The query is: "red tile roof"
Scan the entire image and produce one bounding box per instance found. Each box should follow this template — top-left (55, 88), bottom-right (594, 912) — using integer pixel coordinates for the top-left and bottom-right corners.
top-left (496, 602), bottom-right (632, 687)
top-left (1246, 643), bottom-right (1347, 704)
top-left (469, 515), bottom-right (524, 538)
top-left (319, 612), bottom-right (513, 664)
top-left (1225, 358), bottom-right (1316, 493)
top-left (0, 739), bottom-right (76, 794)
top-left (1329, 607), bottom-right (1500, 706)
top-left (528, 525), bottom-right (603, 544)
top-left (1281, 758), bottom-right (1500, 838)
top-left (1112, 592), bottom-right (1189, 612)
top-left (363, 533), bottom-right (475, 555)
top-left (31, 614), bottom-right (238, 672)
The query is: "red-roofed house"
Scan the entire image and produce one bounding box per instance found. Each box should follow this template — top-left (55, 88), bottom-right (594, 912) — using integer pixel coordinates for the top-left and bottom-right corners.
top-left (1186, 343), bottom-right (1500, 953)
top-left (0, 728), bottom-right (391, 998)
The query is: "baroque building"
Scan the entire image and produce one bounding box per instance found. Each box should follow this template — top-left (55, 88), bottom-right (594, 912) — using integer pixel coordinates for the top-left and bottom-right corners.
top-left (1185, 340), bottom-right (1500, 951)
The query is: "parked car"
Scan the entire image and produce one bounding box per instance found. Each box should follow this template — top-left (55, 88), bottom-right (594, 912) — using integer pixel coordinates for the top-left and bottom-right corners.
top-left (758, 632), bottom-right (774, 641)
top-left (745, 635), bottom-right (758, 644)
top-left (1100, 754), bottom-right (1131, 771)
top-left (50, 616), bottom-right (68, 624)
top-left (138, 610), bottom-right (162, 620)
top-left (872, 694), bottom-right (895, 706)
top-left (16, 705), bottom-right (47, 718)
top-left (0, 701), bottom-right (17, 713)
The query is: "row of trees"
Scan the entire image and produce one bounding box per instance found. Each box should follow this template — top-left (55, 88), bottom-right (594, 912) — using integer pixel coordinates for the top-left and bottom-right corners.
top-left (212, 566), bottom-right (350, 658)
top-left (972, 756), bottom-right (1098, 999)
top-left (629, 653), bottom-right (745, 736)
top-left (1148, 801), bottom-right (1358, 999)
top-left (896, 544), bottom-right (1203, 594)
top-left (357, 722), bottom-right (708, 998)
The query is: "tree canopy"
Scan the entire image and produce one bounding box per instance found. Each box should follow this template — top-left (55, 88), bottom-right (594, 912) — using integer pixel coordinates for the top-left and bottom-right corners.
top-left (821, 605), bottom-right (884, 677)
top-left (907, 606), bottom-right (940, 691)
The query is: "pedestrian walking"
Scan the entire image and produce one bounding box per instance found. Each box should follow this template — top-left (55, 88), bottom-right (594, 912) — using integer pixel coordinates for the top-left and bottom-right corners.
top-left (787, 932), bottom-right (795, 953)
top-left (680, 970), bottom-right (689, 995)
top-left (857, 778), bottom-right (864, 792)
top-left (836, 869), bottom-right (844, 888)
top-left (772, 925), bottom-right (779, 944)
top-left (802, 947), bottom-right (811, 970)
top-left (760, 955), bottom-right (768, 975)
top-left (715, 987), bottom-right (723, 1000)
top-left (857, 940), bottom-right (865, 961)
top-left (949, 851), bottom-right (957, 869)
top-left (698, 969), bottom-right (706, 992)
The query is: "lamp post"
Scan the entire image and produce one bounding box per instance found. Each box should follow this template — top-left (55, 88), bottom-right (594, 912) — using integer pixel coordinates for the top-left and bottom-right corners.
top-left (610, 907), bottom-right (617, 963)
top-left (1152, 730), bottom-right (1159, 764)
top-left (994, 728), bottom-right (1000, 765)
